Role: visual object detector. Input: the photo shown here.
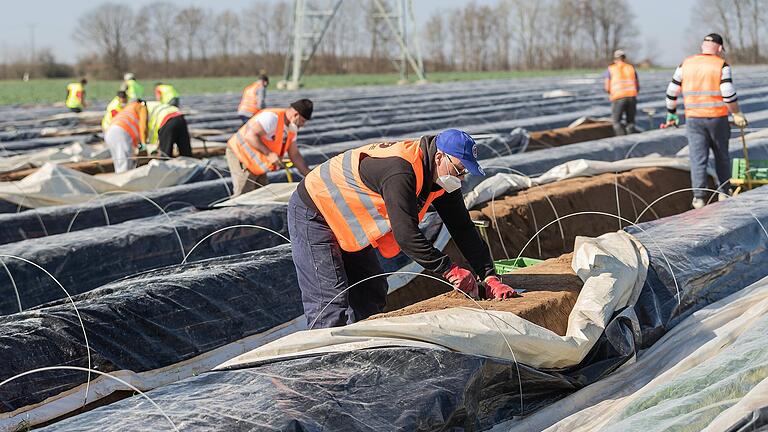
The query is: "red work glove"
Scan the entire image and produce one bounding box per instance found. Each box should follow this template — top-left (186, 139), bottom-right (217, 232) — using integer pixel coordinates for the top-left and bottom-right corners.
top-left (443, 264), bottom-right (479, 299)
top-left (483, 275), bottom-right (518, 299)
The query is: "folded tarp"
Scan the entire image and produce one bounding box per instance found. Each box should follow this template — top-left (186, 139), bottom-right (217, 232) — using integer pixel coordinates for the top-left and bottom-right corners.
top-left (0, 178), bottom-right (232, 245)
top-left (0, 158), bottom-right (219, 208)
top-left (218, 231), bottom-right (646, 370)
top-left (0, 203), bottom-right (289, 315)
top-left (0, 246), bottom-right (304, 429)
top-left (503, 274), bottom-right (768, 432)
top-left (0, 142), bottom-right (109, 173)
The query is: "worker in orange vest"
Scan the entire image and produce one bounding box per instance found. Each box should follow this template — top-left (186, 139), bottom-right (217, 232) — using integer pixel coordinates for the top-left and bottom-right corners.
top-left (288, 129), bottom-right (518, 329)
top-left (225, 98), bottom-right (313, 196)
top-left (604, 49), bottom-right (639, 135)
top-left (665, 33), bottom-right (748, 209)
top-left (237, 75), bottom-right (269, 124)
top-left (104, 100), bottom-right (147, 173)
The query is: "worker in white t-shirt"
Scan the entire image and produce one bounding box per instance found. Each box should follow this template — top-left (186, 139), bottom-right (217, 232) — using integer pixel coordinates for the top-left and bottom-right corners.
top-left (225, 99), bottom-right (313, 196)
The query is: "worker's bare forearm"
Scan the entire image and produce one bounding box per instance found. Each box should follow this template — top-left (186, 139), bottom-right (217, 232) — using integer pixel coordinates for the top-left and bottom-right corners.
top-left (288, 145), bottom-right (311, 175)
top-left (727, 101), bottom-right (741, 114)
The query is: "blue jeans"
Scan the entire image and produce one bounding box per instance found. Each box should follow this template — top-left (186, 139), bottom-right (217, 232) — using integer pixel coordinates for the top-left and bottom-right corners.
top-left (287, 192), bottom-right (388, 329)
top-left (686, 116), bottom-right (731, 198)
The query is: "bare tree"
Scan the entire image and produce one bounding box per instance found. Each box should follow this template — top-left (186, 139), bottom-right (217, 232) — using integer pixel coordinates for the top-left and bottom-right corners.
top-left (72, 3), bottom-right (134, 76)
top-left (214, 10), bottom-right (240, 58)
top-left (422, 10), bottom-right (446, 67)
top-left (177, 6), bottom-right (205, 61)
top-left (139, 2), bottom-right (179, 66)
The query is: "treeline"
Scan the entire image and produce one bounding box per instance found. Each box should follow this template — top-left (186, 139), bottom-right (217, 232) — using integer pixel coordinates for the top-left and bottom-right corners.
top-left (1, 0), bottom-right (765, 81)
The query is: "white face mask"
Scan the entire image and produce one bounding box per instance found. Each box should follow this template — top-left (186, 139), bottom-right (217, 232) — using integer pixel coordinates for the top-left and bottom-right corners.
top-left (288, 123), bottom-right (299, 133)
top-left (436, 174), bottom-right (462, 193)
top-left (435, 154), bottom-right (463, 193)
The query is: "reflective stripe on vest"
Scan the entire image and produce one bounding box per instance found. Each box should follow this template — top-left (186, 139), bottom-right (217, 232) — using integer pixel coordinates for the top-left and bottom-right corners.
top-left (226, 108), bottom-right (296, 175)
top-left (66, 83), bottom-right (84, 109)
top-left (146, 101), bottom-right (181, 144)
top-left (155, 85), bottom-right (179, 104)
top-left (303, 139), bottom-right (445, 258)
top-left (101, 96), bottom-right (124, 131)
top-left (681, 54), bottom-right (728, 118)
top-left (607, 62), bottom-right (638, 101)
top-left (109, 102), bottom-right (142, 144)
top-left (238, 81), bottom-right (264, 115)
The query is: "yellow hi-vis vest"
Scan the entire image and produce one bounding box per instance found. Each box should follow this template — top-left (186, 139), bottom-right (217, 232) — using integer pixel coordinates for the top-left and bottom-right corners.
top-left (66, 83), bottom-right (84, 109)
top-left (125, 80), bottom-right (144, 101)
top-left (155, 84), bottom-right (179, 104)
top-left (146, 101), bottom-right (181, 145)
top-left (101, 96), bottom-right (125, 131)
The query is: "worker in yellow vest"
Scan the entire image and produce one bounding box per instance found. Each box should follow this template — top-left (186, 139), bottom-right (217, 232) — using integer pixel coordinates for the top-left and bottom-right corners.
top-left (65, 78), bottom-right (87, 113)
top-left (101, 91), bottom-right (128, 132)
top-left (288, 129), bottom-right (517, 328)
top-left (604, 50), bottom-right (639, 135)
top-left (146, 101), bottom-right (191, 157)
top-left (121, 73), bottom-right (144, 102)
top-left (105, 101), bottom-right (147, 173)
top-left (237, 75), bottom-right (268, 124)
top-left (665, 33), bottom-right (748, 209)
top-left (154, 82), bottom-right (180, 107)
top-left (225, 99), bottom-right (313, 196)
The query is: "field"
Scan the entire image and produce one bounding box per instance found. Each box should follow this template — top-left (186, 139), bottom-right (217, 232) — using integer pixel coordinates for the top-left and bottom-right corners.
top-left (0, 68), bottom-right (626, 106)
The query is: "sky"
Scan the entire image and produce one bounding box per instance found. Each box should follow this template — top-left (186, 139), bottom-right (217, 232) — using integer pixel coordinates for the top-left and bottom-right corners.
top-left (0, 0), bottom-right (695, 68)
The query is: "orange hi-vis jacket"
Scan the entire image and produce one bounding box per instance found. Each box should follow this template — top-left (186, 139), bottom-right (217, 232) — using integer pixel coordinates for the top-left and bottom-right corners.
top-left (607, 62), bottom-right (638, 101)
top-left (227, 108), bottom-right (296, 176)
top-left (303, 139), bottom-right (445, 258)
top-left (681, 54), bottom-right (729, 118)
top-left (109, 101), bottom-right (147, 146)
top-left (238, 81), bottom-right (265, 116)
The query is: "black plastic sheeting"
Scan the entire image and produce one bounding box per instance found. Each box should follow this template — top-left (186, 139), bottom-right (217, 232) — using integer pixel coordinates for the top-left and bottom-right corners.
top-left (0, 203), bottom-right (289, 315)
top-left (726, 406), bottom-right (768, 432)
top-left (0, 245), bottom-right (302, 414)
top-left (0, 178), bottom-right (231, 245)
top-left (44, 183), bottom-right (768, 431)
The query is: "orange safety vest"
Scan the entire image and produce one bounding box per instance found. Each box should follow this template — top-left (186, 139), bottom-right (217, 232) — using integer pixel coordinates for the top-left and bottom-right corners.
top-left (109, 101), bottom-right (145, 146)
top-left (238, 81), bottom-right (265, 116)
top-left (227, 108), bottom-right (296, 175)
top-left (303, 139), bottom-right (445, 258)
top-left (681, 54), bottom-right (728, 118)
top-left (607, 62), bottom-right (638, 101)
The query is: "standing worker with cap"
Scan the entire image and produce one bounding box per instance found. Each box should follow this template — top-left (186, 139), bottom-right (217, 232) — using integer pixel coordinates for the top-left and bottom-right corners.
top-left (65, 78), bottom-right (88, 113)
top-left (665, 33), bottom-right (748, 209)
top-left (604, 50), bottom-right (639, 135)
top-left (237, 75), bottom-right (269, 124)
top-left (101, 90), bottom-right (128, 132)
top-left (154, 82), bottom-right (180, 107)
top-left (288, 129), bottom-right (518, 329)
top-left (225, 99), bottom-right (313, 196)
top-left (121, 73), bottom-right (144, 102)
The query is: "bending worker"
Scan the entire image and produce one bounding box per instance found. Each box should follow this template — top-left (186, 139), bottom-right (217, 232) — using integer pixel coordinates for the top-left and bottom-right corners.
top-left (665, 33), bottom-right (748, 209)
top-left (226, 99), bottom-right (313, 196)
top-left (105, 100), bottom-right (147, 173)
top-left (101, 91), bottom-right (128, 131)
top-left (288, 129), bottom-right (517, 329)
top-left (65, 78), bottom-right (87, 113)
top-left (146, 101), bottom-right (192, 158)
top-left (154, 82), bottom-right (180, 107)
top-left (604, 49), bottom-right (639, 135)
top-left (237, 75), bottom-right (268, 124)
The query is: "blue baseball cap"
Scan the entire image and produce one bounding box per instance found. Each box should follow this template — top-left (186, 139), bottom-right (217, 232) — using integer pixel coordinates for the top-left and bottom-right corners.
top-left (435, 129), bottom-right (485, 176)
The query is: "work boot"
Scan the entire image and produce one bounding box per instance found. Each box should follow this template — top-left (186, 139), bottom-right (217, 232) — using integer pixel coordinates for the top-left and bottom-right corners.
top-left (692, 198), bottom-right (706, 209)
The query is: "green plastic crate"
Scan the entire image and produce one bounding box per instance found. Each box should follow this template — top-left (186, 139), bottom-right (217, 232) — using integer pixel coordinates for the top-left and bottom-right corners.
top-left (731, 158), bottom-right (768, 181)
top-left (494, 257), bottom-right (543, 274)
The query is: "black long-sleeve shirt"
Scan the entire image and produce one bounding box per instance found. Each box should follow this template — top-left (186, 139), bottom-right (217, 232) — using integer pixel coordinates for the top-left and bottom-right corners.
top-left (297, 136), bottom-right (494, 277)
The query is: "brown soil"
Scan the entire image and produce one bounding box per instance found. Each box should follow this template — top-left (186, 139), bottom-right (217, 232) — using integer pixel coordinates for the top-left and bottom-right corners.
top-left (528, 121), bottom-right (615, 151)
top-left (385, 166), bottom-right (701, 313)
top-left (377, 253), bottom-right (582, 335)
